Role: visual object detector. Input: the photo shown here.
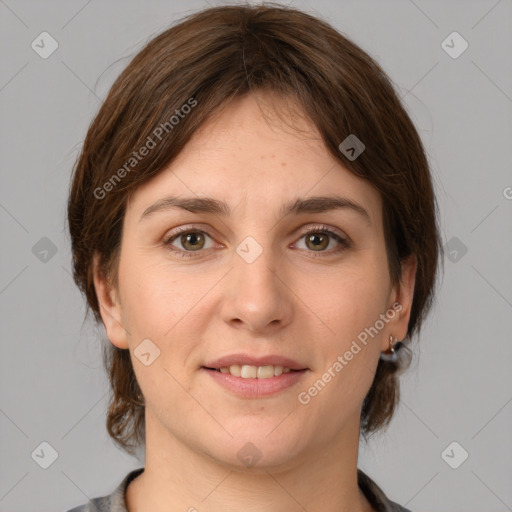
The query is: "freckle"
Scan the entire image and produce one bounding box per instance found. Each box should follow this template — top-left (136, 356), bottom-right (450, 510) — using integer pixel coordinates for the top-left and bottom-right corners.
top-left (271, 153), bottom-right (275, 158)
top-left (281, 162), bottom-right (286, 166)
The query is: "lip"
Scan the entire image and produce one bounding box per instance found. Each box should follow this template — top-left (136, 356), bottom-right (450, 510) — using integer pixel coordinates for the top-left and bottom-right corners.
top-left (201, 367), bottom-right (309, 398)
top-left (203, 353), bottom-right (308, 371)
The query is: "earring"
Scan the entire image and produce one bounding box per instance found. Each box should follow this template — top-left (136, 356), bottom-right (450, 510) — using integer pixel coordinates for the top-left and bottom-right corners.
top-left (133, 391), bottom-right (145, 406)
top-left (379, 335), bottom-right (400, 363)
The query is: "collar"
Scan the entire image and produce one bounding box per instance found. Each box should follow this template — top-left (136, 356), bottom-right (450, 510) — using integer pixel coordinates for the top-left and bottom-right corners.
top-left (84, 467), bottom-right (411, 512)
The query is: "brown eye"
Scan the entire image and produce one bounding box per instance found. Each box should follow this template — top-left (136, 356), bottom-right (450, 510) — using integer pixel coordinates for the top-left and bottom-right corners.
top-left (164, 229), bottom-right (215, 257)
top-left (294, 226), bottom-right (351, 256)
top-left (180, 231), bottom-right (206, 251)
top-left (305, 232), bottom-right (329, 251)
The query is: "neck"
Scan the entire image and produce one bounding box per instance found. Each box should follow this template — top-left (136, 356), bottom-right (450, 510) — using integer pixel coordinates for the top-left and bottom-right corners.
top-left (126, 410), bottom-right (374, 512)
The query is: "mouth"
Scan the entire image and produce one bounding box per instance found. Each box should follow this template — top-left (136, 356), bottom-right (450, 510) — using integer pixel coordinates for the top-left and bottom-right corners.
top-left (201, 365), bottom-right (309, 398)
top-left (202, 364), bottom-right (303, 379)
top-left (201, 354), bottom-right (309, 397)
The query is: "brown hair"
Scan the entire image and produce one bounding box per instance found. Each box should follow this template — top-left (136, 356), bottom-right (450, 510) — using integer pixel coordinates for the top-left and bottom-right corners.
top-left (67, 3), bottom-right (443, 456)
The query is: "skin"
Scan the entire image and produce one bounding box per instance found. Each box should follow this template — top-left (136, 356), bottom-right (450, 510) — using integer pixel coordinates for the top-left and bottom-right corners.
top-left (93, 91), bottom-right (416, 512)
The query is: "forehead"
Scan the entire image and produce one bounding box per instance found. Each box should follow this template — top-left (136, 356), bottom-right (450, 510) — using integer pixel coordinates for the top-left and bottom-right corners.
top-left (126, 92), bottom-right (382, 227)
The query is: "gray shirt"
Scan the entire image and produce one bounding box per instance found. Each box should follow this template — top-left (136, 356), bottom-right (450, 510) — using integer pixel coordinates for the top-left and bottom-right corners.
top-left (66, 467), bottom-right (412, 512)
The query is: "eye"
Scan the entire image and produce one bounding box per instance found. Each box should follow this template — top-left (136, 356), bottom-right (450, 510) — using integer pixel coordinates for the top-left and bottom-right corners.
top-left (164, 227), bottom-right (216, 258)
top-left (294, 225), bottom-right (351, 256)
top-left (163, 224), bottom-right (351, 259)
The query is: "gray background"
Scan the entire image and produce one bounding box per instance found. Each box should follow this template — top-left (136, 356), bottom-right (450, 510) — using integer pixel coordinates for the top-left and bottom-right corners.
top-left (1, 0), bottom-right (511, 511)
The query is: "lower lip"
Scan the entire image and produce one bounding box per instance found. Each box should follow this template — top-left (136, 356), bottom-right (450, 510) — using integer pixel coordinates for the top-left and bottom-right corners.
top-left (201, 368), bottom-right (308, 398)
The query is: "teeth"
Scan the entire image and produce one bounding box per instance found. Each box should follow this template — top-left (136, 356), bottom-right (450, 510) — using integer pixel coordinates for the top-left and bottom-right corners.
top-left (229, 364), bottom-right (241, 377)
top-left (273, 365), bottom-right (283, 377)
top-left (217, 364), bottom-right (293, 378)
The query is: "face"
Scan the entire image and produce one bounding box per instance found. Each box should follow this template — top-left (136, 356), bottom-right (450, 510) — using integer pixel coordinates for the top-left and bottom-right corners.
top-left (94, 91), bottom-right (416, 471)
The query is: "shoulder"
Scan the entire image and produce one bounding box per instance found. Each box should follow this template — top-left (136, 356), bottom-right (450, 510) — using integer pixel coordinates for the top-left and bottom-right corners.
top-left (387, 500), bottom-right (413, 512)
top-left (64, 467), bottom-right (144, 512)
top-left (65, 496), bottom-right (110, 512)
top-left (357, 468), bottom-right (412, 512)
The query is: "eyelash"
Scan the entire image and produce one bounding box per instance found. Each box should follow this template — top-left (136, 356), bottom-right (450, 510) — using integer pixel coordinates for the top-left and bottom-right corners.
top-left (163, 224), bottom-right (351, 259)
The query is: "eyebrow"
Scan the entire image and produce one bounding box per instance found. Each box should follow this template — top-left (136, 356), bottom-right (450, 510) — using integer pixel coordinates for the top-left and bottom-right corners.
top-left (139, 195), bottom-right (371, 225)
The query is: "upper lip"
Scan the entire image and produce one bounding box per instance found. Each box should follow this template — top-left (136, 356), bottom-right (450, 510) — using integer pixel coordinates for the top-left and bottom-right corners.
top-left (203, 353), bottom-right (308, 370)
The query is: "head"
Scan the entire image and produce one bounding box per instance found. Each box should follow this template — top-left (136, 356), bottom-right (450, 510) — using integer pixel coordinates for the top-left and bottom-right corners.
top-left (67, 4), bottom-right (442, 460)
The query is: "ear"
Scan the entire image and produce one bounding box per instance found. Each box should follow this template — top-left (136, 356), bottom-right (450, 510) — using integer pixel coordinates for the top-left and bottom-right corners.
top-left (382, 254), bottom-right (417, 351)
top-left (92, 252), bottom-right (129, 349)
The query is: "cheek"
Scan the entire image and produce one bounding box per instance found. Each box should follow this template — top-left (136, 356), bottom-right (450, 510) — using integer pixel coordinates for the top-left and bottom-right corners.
top-left (118, 255), bottom-right (186, 337)
top-left (118, 255), bottom-right (219, 370)
top-left (305, 264), bottom-right (389, 343)
top-left (308, 273), bottom-right (386, 404)
top-left (128, 288), bottom-right (168, 332)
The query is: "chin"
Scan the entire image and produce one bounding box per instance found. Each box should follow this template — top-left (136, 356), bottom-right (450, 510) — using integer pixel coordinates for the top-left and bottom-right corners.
top-left (210, 422), bottom-right (307, 471)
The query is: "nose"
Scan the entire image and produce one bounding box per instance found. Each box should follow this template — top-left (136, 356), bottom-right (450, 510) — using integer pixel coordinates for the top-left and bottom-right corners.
top-left (220, 243), bottom-right (294, 334)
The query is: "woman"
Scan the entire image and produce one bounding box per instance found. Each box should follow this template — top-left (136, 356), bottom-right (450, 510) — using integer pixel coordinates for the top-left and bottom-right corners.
top-left (66, 4), bottom-right (442, 512)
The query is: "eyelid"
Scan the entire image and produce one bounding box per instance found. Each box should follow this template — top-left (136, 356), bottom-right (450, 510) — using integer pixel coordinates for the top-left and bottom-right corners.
top-left (164, 223), bottom-right (348, 241)
top-left (163, 224), bottom-right (222, 250)
top-left (291, 224), bottom-right (351, 253)
top-left (164, 224), bottom-right (220, 242)
top-left (294, 223), bottom-right (348, 242)
top-left (163, 223), bottom-right (351, 257)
